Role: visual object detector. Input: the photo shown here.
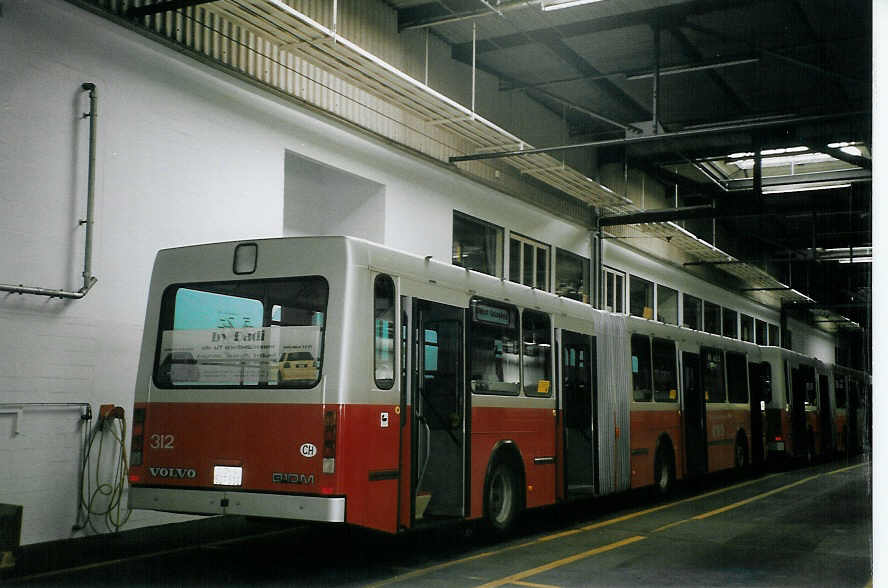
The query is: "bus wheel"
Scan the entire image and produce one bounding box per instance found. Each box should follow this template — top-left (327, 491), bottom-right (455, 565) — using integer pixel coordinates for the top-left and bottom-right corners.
top-left (734, 435), bottom-right (748, 471)
top-left (653, 446), bottom-right (675, 497)
top-left (485, 461), bottom-right (520, 534)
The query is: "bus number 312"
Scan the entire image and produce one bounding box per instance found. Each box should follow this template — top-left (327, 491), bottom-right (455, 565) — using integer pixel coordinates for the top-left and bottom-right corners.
top-left (150, 434), bottom-right (175, 449)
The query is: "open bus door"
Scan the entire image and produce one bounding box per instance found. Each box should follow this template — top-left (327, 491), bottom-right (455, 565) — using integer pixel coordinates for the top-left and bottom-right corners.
top-left (412, 300), bottom-right (466, 522)
top-left (561, 330), bottom-right (598, 497)
top-left (682, 352), bottom-right (707, 477)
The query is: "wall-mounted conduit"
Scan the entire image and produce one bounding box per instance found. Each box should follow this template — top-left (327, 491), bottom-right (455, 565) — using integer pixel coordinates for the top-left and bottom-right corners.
top-left (0, 83), bottom-right (99, 300)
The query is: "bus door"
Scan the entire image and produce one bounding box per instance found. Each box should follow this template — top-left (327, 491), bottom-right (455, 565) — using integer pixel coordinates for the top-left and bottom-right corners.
top-left (790, 367), bottom-right (808, 458)
top-left (748, 362), bottom-right (765, 466)
top-left (561, 330), bottom-right (597, 497)
top-left (847, 379), bottom-right (859, 455)
top-left (682, 352), bottom-right (707, 476)
top-left (818, 374), bottom-right (832, 457)
top-left (398, 297), bottom-right (412, 529)
top-left (413, 299), bottom-right (465, 521)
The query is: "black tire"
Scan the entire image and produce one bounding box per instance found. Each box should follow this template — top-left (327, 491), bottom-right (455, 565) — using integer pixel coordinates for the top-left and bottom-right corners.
top-left (653, 446), bottom-right (675, 498)
top-left (484, 461), bottom-right (521, 534)
top-left (734, 435), bottom-right (749, 471)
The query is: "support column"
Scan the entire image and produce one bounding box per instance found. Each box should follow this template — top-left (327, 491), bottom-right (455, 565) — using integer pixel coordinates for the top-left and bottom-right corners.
top-left (652, 24), bottom-right (660, 134)
top-left (593, 210), bottom-right (603, 310)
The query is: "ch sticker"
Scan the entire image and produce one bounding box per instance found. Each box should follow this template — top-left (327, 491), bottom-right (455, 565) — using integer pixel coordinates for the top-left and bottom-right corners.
top-left (380, 412), bottom-right (389, 428)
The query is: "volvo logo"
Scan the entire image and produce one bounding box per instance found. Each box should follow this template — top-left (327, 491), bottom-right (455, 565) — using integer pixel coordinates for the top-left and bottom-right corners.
top-left (272, 472), bottom-right (315, 485)
top-left (150, 466), bottom-right (197, 479)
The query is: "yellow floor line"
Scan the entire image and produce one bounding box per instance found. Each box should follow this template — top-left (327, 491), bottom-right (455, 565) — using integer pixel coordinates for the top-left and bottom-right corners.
top-left (511, 579), bottom-right (562, 588)
top-left (652, 519), bottom-right (691, 533)
top-left (366, 541), bottom-right (540, 588)
top-left (827, 462), bottom-right (868, 476)
top-left (476, 536), bottom-right (646, 588)
top-left (372, 471), bottom-right (785, 586)
top-left (694, 473), bottom-right (821, 520)
top-left (578, 472), bottom-right (784, 532)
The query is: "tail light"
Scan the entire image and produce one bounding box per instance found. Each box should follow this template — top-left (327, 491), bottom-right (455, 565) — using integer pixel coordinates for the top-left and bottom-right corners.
top-left (323, 410), bottom-right (337, 474)
top-left (130, 407), bottom-right (145, 467)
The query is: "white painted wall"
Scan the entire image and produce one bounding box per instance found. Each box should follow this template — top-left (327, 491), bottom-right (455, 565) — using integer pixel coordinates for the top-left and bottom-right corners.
top-left (284, 152), bottom-right (386, 242)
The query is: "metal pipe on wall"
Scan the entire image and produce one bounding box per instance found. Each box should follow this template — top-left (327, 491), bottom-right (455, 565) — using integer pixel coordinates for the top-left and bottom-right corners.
top-left (0, 83), bottom-right (99, 299)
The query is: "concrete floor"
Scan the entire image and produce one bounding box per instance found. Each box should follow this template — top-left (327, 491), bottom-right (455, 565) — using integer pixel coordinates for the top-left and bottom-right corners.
top-left (7, 457), bottom-right (871, 587)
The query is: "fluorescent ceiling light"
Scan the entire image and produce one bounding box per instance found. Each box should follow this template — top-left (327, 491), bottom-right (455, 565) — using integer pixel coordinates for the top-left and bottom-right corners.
top-left (763, 182), bottom-right (851, 195)
top-left (541, 0), bottom-right (604, 11)
top-left (827, 141), bottom-right (865, 156)
top-left (731, 151), bottom-right (831, 170)
top-left (729, 146), bottom-right (808, 159)
top-left (822, 246), bottom-right (871, 255)
top-left (837, 257), bottom-right (872, 264)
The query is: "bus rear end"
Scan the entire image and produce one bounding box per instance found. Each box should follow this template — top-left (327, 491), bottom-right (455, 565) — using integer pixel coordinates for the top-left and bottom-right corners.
top-left (128, 239), bottom-right (345, 524)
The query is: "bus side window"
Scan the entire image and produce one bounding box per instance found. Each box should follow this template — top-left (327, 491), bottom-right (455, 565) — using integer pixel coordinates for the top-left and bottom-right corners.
top-left (651, 338), bottom-right (677, 402)
top-left (522, 310), bottom-right (552, 396)
top-left (725, 352), bottom-right (748, 404)
top-left (631, 334), bottom-right (652, 402)
top-left (373, 274), bottom-right (395, 389)
top-left (702, 348), bottom-right (725, 403)
top-left (760, 362), bottom-right (772, 403)
top-left (835, 375), bottom-right (847, 408)
top-left (469, 298), bottom-right (520, 395)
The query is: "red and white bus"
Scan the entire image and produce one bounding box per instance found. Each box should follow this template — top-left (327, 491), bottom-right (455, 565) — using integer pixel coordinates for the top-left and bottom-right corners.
top-left (831, 364), bottom-right (870, 457)
top-left (758, 348), bottom-right (823, 462)
top-left (127, 236), bottom-right (790, 534)
top-left (757, 348), bottom-right (871, 463)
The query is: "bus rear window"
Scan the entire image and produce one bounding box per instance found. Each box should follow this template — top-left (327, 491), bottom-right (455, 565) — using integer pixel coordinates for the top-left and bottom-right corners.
top-left (154, 277), bottom-right (328, 388)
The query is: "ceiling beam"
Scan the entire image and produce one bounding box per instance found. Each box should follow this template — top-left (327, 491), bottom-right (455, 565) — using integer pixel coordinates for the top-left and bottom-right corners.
top-left (500, 56), bottom-right (760, 92)
top-left (667, 26), bottom-right (751, 115)
top-left (532, 34), bottom-right (650, 122)
top-left (682, 21), bottom-right (870, 86)
top-left (525, 86), bottom-right (643, 134)
top-left (127, 0), bottom-right (214, 18)
top-left (598, 191), bottom-right (870, 227)
top-left (398, 0), bottom-right (529, 30)
top-left (452, 30), bottom-right (649, 123)
top-left (724, 168), bottom-right (871, 191)
top-left (443, 0), bottom-right (760, 52)
top-left (449, 110), bottom-right (868, 162)
top-left (465, 59), bottom-right (575, 125)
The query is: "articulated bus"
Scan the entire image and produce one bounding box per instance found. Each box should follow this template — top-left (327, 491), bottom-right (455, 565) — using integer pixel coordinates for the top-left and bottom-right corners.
top-left (759, 349), bottom-right (869, 463)
top-left (831, 364), bottom-right (870, 457)
top-left (127, 236), bottom-right (816, 534)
